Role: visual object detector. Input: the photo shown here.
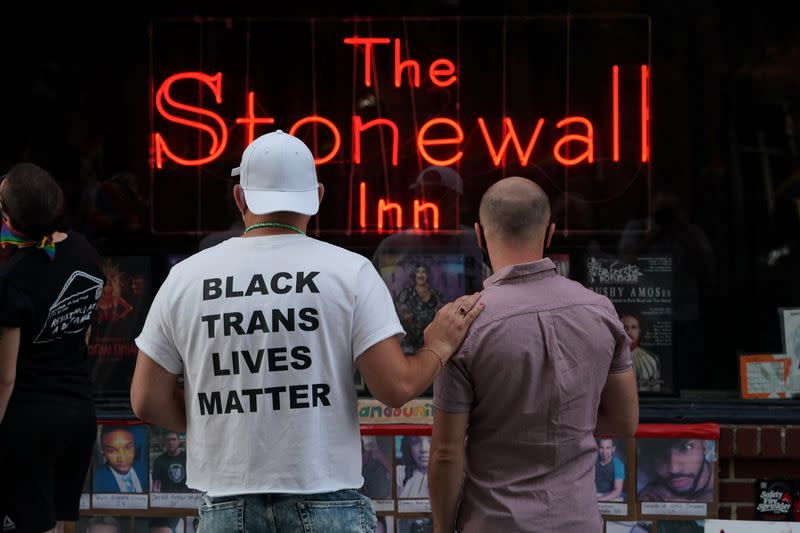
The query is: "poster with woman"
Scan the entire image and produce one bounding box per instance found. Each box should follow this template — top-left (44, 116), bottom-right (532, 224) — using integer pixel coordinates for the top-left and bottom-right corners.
top-left (88, 256), bottom-right (152, 397)
top-left (585, 255), bottom-right (673, 393)
top-left (379, 254), bottom-right (465, 355)
top-left (360, 435), bottom-right (395, 511)
top-left (395, 435), bottom-right (431, 512)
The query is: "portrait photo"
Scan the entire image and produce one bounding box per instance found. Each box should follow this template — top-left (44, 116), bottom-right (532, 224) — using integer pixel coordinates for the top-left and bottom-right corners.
top-left (637, 439), bottom-right (716, 503)
top-left (379, 254), bottom-right (465, 355)
top-left (397, 517), bottom-right (433, 533)
top-left (360, 435), bottom-right (394, 500)
top-left (149, 427), bottom-right (195, 493)
top-left (657, 521), bottom-right (705, 533)
top-left (93, 425), bottom-right (150, 493)
top-left (606, 522), bottom-right (653, 533)
top-left (595, 437), bottom-right (628, 501)
top-left (395, 435), bottom-right (431, 499)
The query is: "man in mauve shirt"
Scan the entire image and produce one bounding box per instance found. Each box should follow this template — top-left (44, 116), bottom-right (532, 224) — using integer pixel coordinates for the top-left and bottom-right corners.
top-left (430, 177), bottom-right (639, 533)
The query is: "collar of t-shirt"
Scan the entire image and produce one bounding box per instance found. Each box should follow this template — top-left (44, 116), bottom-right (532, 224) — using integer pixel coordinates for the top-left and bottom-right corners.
top-left (483, 258), bottom-right (556, 288)
top-left (110, 466), bottom-right (142, 492)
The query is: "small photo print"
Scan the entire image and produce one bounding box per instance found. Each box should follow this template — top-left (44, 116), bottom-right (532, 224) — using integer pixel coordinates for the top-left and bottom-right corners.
top-left (596, 437), bottom-right (628, 502)
top-left (606, 522), bottom-right (654, 533)
top-left (376, 515), bottom-right (394, 533)
top-left (637, 439), bottom-right (716, 503)
top-left (184, 517), bottom-right (200, 533)
top-left (657, 521), bottom-right (705, 532)
top-left (134, 517), bottom-right (184, 533)
top-left (93, 425), bottom-right (149, 493)
top-left (360, 435), bottom-right (394, 500)
top-left (149, 427), bottom-right (196, 493)
top-left (395, 435), bottom-right (431, 499)
top-left (397, 517), bottom-right (433, 533)
top-left (77, 516), bottom-right (130, 533)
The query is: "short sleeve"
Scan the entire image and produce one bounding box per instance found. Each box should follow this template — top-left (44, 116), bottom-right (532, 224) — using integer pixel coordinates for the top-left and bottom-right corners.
top-left (135, 272), bottom-right (182, 374)
top-left (433, 343), bottom-right (474, 413)
top-left (351, 261), bottom-right (405, 361)
top-left (607, 306), bottom-right (633, 374)
top-left (0, 276), bottom-right (34, 327)
top-left (614, 457), bottom-right (625, 480)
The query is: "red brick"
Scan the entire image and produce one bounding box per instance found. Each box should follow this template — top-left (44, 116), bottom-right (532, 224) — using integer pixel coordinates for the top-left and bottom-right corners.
top-left (761, 426), bottom-right (783, 457)
top-left (720, 480), bottom-right (756, 503)
top-left (737, 505), bottom-right (755, 520)
top-left (736, 426), bottom-right (759, 457)
top-left (787, 427), bottom-right (800, 458)
top-left (734, 458), bottom-right (800, 479)
top-left (719, 505), bottom-right (732, 520)
top-left (719, 426), bottom-right (735, 458)
top-left (719, 459), bottom-right (732, 479)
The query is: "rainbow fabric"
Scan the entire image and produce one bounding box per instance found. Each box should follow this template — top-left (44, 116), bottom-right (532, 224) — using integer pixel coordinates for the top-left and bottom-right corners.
top-left (0, 222), bottom-right (55, 260)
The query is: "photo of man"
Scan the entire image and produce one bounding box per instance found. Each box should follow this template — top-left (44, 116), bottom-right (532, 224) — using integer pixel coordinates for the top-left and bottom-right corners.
top-left (658, 521), bottom-right (705, 533)
top-left (596, 438), bottom-right (627, 501)
top-left (150, 429), bottom-right (191, 493)
top-left (397, 517), bottom-right (433, 533)
top-left (359, 436), bottom-right (393, 500)
top-left (638, 439), bottom-right (715, 502)
top-left (78, 515), bottom-right (128, 533)
top-left (93, 425), bottom-right (149, 493)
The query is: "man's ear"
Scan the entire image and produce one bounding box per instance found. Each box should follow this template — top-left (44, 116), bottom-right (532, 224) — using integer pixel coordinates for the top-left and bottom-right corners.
top-left (233, 185), bottom-right (247, 216)
top-left (474, 222), bottom-right (484, 249)
top-left (318, 182), bottom-right (325, 204)
top-left (546, 222), bottom-right (555, 248)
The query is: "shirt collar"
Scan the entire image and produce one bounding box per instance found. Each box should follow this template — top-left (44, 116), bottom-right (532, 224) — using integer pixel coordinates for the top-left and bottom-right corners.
top-left (484, 258), bottom-right (557, 288)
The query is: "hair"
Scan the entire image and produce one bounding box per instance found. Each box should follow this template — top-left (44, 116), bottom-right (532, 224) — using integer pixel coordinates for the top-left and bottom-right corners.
top-left (100, 425), bottom-right (133, 441)
top-left (87, 515), bottom-right (120, 527)
top-left (399, 436), bottom-right (425, 485)
top-left (479, 177), bottom-right (550, 242)
top-left (1, 163), bottom-right (65, 238)
top-left (148, 517), bottom-right (178, 531)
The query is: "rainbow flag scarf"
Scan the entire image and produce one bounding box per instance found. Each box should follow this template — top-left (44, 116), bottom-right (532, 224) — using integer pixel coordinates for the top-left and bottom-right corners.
top-left (0, 222), bottom-right (55, 260)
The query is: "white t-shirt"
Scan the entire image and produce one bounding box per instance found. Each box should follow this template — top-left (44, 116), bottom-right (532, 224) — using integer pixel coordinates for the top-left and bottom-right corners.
top-left (135, 234), bottom-right (404, 496)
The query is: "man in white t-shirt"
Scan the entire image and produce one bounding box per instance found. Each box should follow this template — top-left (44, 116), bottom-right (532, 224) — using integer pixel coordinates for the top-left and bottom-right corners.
top-left (130, 130), bottom-right (483, 533)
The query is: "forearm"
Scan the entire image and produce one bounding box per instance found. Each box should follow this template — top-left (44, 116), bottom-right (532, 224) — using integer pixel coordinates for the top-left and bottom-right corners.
top-left (396, 348), bottom-right (443, 404)
top-left (0, 382), bottom-right (13, 423)
top-left (429, 447), bottom-right (465, 533)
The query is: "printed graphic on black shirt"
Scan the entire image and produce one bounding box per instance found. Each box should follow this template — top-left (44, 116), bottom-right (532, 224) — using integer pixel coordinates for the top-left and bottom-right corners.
top-left (33, 271), bottom-right (104, 344)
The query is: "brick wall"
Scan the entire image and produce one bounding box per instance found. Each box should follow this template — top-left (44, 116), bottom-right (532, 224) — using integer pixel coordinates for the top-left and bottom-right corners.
top-left (718, 425), bottom-right (800, 520)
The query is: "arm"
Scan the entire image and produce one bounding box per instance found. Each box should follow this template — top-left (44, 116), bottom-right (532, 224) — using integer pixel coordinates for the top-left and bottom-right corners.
top-left (596, 368), bottom-right (639, 437)
top-left (597, 477), bottom-right (625, 501)
top-left (130, 352), bottom-right (186, 432)
top-left (0, 327), bottom-right (20, 423)
top-left (356, 293), bottom-right (484, 407)
top-left (429, 409), bottom-right (469, 533)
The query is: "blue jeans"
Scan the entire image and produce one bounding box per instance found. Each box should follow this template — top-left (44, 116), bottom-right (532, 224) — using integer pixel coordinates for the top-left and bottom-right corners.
top-left (198, 489), bottom-right (377, 533)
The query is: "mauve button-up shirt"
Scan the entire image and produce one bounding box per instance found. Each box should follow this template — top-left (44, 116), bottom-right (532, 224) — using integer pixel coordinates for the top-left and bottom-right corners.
top-left (434, 258), bottom-right (632, 533)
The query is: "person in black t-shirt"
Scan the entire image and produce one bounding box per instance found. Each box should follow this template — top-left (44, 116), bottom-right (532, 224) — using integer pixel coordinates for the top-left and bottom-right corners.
top-left (151, 431), bottom-right (191, 493)
top-left (0, 163), bottom-right (105, 533)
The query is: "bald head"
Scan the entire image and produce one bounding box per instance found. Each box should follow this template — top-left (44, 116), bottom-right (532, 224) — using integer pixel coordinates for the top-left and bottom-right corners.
top-left (479, 177), bottom-right (551, 242)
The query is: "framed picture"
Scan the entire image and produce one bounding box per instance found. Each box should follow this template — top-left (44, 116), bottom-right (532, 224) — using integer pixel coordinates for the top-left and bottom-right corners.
top-left (637, 438), bottom-right (717, 518)
top-left (596, 437), bottom-right (633, 518)
top-left (739, 354), bottom-right (794, 399)
top-left (92, 425), bottom-right (149, 509)
top-left (779, 308), bottom-right (800, 397)
top-left (396, 516), bottom-right (433, 533)
top-left (606, 522), bottom-right (654, 533)
top-left (149, 426), bottom-right (201, 508)
top-left (77, 516), bottom-right (131, 533)
top-left (134, 518), bottom-right (184, 533)
top-left (360, 435), bottom-right (395, 511)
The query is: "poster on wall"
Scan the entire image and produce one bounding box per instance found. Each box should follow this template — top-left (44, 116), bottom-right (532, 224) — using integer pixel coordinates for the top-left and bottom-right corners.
top-left (585, 255), bottom-right (673, 393)
top-left (596, 437), bottom-right (630, 517)
top-left (396, 517), bottom-right (433, 533)
top-left (755, 479), bottom-right (800, 521)
top-left (395, 435), bottom-right (431, 513)
top-left (375, 515), bottom-right (393, 533)
top-left (637, 438), bottom-right (716, 517)
top-left (92, 425), bottom-right (150, 509)
top-left (779, 308), bottom-right (800, 398)
top-left (88, 256), bottom-right (152, 397)
top-left (149, 426), bottom-right (201, 508)
top-left (360, 435), bottom-right (395, 512)
top-left (739, 354), bottom-right (795, 399)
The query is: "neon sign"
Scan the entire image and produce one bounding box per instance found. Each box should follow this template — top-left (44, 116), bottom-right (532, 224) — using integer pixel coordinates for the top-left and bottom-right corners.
top-left (150, 19), bottom-right (652, 234)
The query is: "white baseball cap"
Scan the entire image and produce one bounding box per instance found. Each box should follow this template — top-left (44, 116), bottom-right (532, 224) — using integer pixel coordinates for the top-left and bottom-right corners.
top-left (231, 130), bottom-right (319, 216)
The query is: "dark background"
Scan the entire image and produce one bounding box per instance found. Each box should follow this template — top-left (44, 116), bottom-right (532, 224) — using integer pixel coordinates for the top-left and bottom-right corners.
top-left (1, 1), bottom-right (798, 398)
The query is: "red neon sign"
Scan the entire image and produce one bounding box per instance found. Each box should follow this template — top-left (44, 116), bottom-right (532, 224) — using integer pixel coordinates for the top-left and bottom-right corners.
top-left (235, 91), bottom-right (275, 146)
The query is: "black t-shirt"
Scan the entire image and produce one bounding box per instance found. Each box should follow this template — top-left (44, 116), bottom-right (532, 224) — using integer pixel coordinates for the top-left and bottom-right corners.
top-left (152, 450), bottom-right (189, 492)
top-left (0, 232), bottom-right (104, 402)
